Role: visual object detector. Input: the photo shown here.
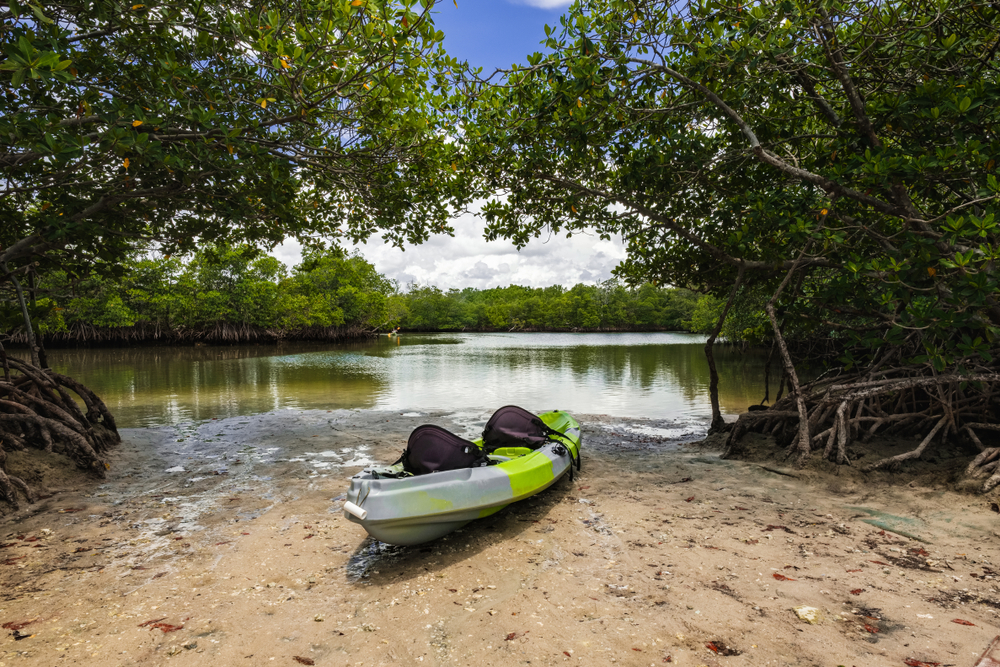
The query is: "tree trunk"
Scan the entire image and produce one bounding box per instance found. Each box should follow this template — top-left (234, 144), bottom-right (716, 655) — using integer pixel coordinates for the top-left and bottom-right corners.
top-left (706, 264), bottom-right (745, 433)
top-left (2, 261), bottom-right (41, 368)
top-left (27, 271), bottom-right (49, 369)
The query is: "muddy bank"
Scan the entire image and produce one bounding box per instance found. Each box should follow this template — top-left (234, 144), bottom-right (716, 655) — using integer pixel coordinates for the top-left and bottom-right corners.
top-left (1, 409), bottom-right (998, 667)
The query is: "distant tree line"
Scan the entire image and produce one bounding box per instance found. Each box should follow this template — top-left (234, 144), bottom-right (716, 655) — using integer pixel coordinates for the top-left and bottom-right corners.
top-left (397, 282), bottom-right (711, 332)
top-left (2, 246), bottom-right (401, 346)
top-left (2, 246), bottom-right (716, 346)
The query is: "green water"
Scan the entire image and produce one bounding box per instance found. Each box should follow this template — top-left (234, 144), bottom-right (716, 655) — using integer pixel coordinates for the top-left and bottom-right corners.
top-left (36, 332), bottom-right (776, 428)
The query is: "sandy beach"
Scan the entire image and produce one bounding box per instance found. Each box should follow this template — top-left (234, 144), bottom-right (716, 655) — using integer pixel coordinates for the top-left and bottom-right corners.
top-left (1, 409), bottom-right (998, 667)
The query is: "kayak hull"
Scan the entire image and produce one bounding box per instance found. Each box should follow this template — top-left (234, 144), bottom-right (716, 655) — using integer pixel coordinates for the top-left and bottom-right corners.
top-left (344, 411), bottom-right (581, 546)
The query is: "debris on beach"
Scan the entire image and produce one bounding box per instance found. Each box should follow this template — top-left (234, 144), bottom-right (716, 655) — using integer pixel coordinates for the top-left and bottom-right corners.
top-left (793, 606), bottom-right (821, 624)
top-left (1, 619), bottom-right (37, 631)
top-left (972, 636), bottom-right (1000, 667)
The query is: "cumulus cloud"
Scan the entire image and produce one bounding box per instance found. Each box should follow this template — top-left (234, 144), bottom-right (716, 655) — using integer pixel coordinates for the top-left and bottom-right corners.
top-left (271, 205), bottom-right (627, 291)
top-left (463, 261), bottom-right (498, 280)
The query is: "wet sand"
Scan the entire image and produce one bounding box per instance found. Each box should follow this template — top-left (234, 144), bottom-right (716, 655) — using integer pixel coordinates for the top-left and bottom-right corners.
top-left (1, 409), bottom-right (998, 667)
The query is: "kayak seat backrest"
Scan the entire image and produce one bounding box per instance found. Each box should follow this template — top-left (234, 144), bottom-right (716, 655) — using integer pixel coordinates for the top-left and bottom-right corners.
top-left (482, 405), bottom-right (560, 454)
top-left (401, 425), bottom-right (486, 475)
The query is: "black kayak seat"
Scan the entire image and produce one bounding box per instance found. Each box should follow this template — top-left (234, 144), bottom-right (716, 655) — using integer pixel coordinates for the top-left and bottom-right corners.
top-left (482, 405), bottom-right (562, 453)
top-left (400, 424), bottom-right (487, 475)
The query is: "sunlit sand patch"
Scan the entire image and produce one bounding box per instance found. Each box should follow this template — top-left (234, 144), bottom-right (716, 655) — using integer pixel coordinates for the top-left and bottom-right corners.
top-left (4, 409), bottom-right (998, 667)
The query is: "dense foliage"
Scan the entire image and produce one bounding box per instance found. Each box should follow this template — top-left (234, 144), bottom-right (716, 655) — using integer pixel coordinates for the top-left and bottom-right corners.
top-left (469, 0), bottom-right (1000, 367)
top-left (10, 247), bottom-right (401, 342)
top-left (463, 0), bottom-right (1000, 476)
top-left (0, 0), bottom-right (469, 356)
top-left (399, 282), bottom-right (702, 331)
top-left (7, 249), bottom-right (707, 340)
top-left (0, 0), bottom-right (471, 504)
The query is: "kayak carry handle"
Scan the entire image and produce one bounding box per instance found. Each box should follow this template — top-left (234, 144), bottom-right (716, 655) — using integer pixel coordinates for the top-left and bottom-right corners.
top-left (344, 501), bottom-right (368, 520)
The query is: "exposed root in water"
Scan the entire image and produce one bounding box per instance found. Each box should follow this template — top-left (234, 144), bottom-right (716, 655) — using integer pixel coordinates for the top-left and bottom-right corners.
top-left (0, 346), bottom-right (119, 509)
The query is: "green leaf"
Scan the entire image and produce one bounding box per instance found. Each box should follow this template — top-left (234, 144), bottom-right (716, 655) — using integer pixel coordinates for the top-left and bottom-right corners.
top-left (30, 2), bottom-right (53, 23)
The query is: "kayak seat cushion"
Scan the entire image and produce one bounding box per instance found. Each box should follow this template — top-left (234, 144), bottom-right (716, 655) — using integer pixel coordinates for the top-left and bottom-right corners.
top-left (482, 405), bottom-right (562, 454)
top-left (401, 425), bottom-right (488, 475)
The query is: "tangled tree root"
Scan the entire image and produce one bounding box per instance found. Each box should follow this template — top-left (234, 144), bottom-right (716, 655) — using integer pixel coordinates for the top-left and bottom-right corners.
top-left (962, 424), bottom-right (1000, 492)
top-left (0, 349), bottom-right (119, 510)
top-left (722, 369), bottom-right (1000, 492)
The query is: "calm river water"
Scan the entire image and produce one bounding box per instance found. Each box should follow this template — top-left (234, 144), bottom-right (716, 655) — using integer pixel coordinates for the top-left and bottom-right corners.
top-left (38, 332), bottom-right (772, 428)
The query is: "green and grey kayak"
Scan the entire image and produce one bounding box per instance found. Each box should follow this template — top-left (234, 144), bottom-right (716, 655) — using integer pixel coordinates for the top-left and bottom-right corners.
top-left (343, 411), bottom-right (581, 545)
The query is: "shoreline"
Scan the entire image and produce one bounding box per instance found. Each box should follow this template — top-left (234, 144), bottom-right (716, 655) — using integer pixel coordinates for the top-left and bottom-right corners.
top-left (5, 326), bottom-right (380, 350)
top-left (1, 409), bottom-right (998, 666)
top-left (5, 329), bottom-right (707, 351)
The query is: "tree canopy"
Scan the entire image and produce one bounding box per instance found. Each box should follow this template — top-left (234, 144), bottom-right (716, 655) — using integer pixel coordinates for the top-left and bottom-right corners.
top-left (1, 0), bottom-right (468, 276)
top-left (0, 0), bottom-right (471, 505)
top-left (16, 246), bottom-right (401, 342)
top-left (464, 0), bottom-right (1000, 476)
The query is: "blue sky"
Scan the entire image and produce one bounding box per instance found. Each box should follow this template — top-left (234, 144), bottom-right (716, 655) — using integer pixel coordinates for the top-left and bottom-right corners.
top-left (275, 0), bottom-right (628, 290)
top-left (432, 0), bottom-right (569, 75)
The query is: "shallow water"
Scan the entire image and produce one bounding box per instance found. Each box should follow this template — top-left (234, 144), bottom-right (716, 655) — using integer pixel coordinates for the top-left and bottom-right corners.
top-left (38, 332), bottom-right (775, 427)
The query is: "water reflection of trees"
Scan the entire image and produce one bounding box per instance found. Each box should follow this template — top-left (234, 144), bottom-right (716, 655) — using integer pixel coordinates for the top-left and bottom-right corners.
top-left (33, 335), bottom-right (784, 426)
top-left (440, 342), bottom-right (779, 414)
top-left (39, 343), bottom-right (386, 427)
top-left (36, 341), bottom-right (378, 368)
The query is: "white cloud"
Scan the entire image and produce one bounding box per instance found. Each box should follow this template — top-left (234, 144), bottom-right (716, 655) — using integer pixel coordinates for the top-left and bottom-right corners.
top-left (271, 206), bottom-right (627, 291)
top-left (271, 237), bottom-right (305, 272)
top-left (353, 207), bottom-right (626, 290)
top-left (508, 0), bottom-right (573, 8)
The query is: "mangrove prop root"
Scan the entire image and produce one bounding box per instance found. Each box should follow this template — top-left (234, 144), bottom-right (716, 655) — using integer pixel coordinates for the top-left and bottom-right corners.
top-left (964, 425), bottom-right (1000, 492)
top-left (862, 415), bottom-right (948, 472)
top-left (722, 363), bottom-right (1000, 491)
top-left (983, 471), bottom-right (1000, 493)
top-left (0, 448), bottom-right (31, 510)
top-left (0, 358), bottom-right (119, 508)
